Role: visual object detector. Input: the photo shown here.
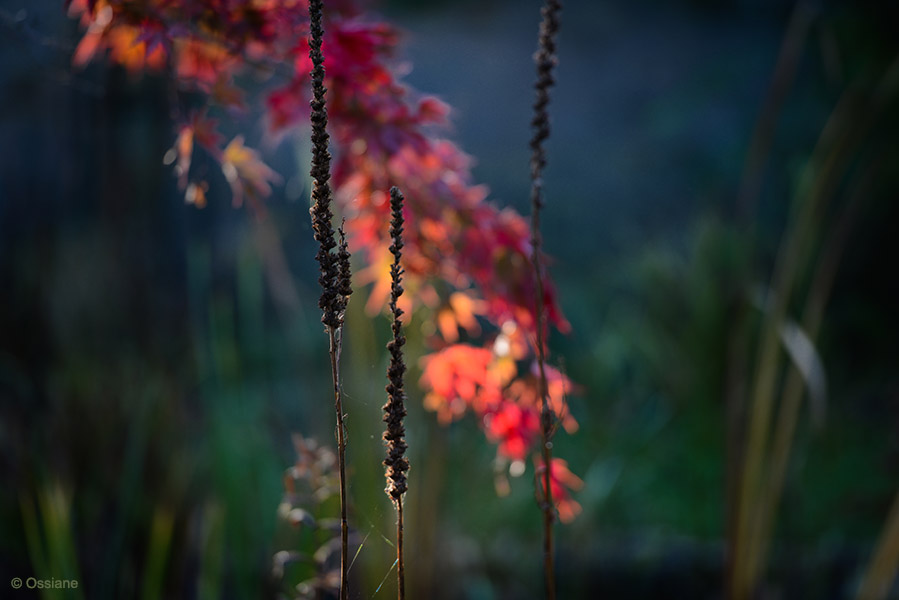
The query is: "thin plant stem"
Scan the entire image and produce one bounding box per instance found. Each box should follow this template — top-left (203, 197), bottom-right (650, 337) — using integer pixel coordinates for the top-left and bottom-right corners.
top-left (308, 0), bottom-right (352, 598)
top-left (397, 498), bottom-right (405, 600)
top-left (529, 1), bottom-right (561, 599)
top-left (328, 326), bottom-right (350, 600)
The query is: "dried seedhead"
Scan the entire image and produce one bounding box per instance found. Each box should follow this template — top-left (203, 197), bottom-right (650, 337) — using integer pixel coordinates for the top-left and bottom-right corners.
top-left (308, 0), bottom-right (352, 330)
top-left (383, 186), bottom-right (409, 501)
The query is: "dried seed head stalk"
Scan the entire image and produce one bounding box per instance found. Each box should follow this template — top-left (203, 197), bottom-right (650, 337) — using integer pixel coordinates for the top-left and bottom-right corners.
top-left (383, 186), bottom-right (409, 600)
top-left (309, 0), bottom-right (351, 330)
top-left (308, 2), bottom-right (351, 599)
top-left (530, 2), bottom-right (562, 600)
top-left (383, 186), bottom-right (409, 502)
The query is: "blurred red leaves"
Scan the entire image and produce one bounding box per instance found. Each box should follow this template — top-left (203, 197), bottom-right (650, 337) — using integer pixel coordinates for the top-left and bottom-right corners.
top-left (420, 340), bottom-right (577, 464)
top-left (536, 458), bottom-right (584, 523)
top-left (67, 0), bottom-right (581, 516)
top-left (485, 401), bottom-right (541, 461)
top-left (420, 344), bottom-right (499, 423)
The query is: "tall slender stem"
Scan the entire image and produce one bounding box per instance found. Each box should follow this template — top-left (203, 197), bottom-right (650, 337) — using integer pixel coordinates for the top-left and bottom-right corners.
top-left (329, 327), bottom-right (349, 600)
top-left (529, 2), bottom-right (562, 599)
top-left (308, 1), bottom-right (351, 598)
top-left (397, 498), bottom-right (405, 600)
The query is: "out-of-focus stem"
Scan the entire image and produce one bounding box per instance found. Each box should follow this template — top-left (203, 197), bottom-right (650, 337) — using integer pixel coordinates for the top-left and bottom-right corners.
top-left (529, 1), bottom-right (562, 599)
top-left (731, 58), bottom-right (899, 600)
top-left (746, 161), bottom-right (879, 589)
top-left (736, 1), bottom-right (816, 220)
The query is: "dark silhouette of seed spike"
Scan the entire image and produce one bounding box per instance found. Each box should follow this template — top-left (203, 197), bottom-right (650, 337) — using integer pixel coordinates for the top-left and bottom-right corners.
top-left (308, 0), bottom-right (343, 330)
top-left (383, 186), bottom-right (409, 600)
top-left (336, 222), bottom-right (353, 319)
top-left (383, 186), bottom-right (409, 502)
top-left (308, 3), bottom-right (351, 600)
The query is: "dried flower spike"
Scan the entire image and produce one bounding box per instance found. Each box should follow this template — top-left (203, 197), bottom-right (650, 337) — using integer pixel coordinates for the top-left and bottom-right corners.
top-left (309, 0), bottom-right (347, 331)
top-left (383, 186), bottom-right (409, 600)
top-left (308, 2), bottom-right (351, 600)
top-left (383, 186), bottom-right (409, 501)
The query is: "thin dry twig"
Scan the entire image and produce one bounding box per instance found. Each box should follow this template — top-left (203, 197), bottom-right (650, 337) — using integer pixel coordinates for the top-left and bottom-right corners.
top-left (529, 1), bottom-right (562, 598)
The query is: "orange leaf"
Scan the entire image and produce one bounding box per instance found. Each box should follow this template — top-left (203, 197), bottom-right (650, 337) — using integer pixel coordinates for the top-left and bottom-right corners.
top-left (221, 136), bottom-right (281, 207)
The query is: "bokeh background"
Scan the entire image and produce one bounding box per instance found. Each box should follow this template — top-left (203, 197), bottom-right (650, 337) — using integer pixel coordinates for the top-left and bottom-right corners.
top-left (1, 0), bottom-right (898, 598)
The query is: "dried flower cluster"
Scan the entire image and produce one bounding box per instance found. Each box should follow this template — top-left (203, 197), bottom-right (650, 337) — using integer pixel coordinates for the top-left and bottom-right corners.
top-left (383, 186), bottom-right (410, 600)
top-left (308, 0), bottom-right (350, 330)
top-left (383, 186), bottom-right (409, 502)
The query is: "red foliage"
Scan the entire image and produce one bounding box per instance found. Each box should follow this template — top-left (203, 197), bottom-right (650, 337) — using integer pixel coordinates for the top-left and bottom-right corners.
top-left (536, 458), bottom-right (584, 523)
top-left (485, 401), bottom-right (541, 461)
top-left (67, 0), bottom-right (580, 516)
top-left (419, 344), bottom-right (501, 423)
top-left (419, 341), bottom-right (577, 463)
